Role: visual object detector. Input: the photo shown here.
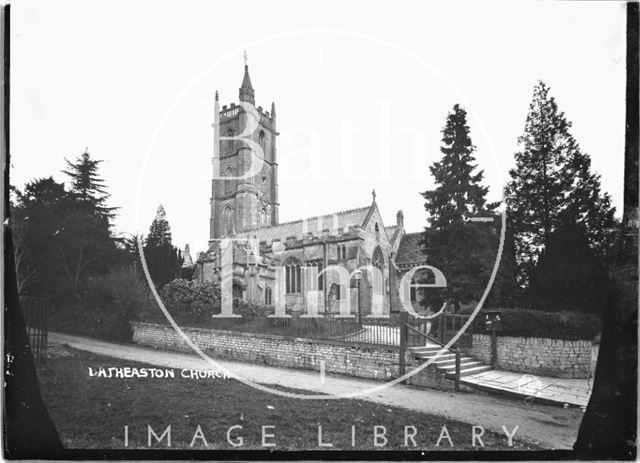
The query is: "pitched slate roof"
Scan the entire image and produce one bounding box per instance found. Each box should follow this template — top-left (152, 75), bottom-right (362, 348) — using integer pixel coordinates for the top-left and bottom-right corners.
top-left (385, 225), bottom-right (399, 243)
top-left (395, 232), bottom-right (426, 266)
top-left (237, 205), bottom-right (372, 243)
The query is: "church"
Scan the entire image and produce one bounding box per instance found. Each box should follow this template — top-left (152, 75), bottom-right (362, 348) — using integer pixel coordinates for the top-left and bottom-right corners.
top-left (193, 61), bottom-right (425, 315)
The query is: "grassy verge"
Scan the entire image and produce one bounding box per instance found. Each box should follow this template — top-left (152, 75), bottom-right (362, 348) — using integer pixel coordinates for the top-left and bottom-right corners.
top-left (37, 347), bottom-right (539, 451)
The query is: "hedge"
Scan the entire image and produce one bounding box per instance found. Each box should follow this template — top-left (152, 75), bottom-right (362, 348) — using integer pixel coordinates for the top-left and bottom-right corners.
top-left (469, 308), bottom-right (602, 341)
top-left (48, 265), bottom-right (150, 342)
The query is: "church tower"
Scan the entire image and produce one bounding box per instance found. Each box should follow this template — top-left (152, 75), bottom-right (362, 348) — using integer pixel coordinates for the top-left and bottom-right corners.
top-left (209, 58), bottom-right (279, 242)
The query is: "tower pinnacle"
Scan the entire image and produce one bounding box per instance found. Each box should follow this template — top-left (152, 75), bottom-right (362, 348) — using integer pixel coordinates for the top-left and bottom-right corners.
top-left (239, 52), bottom-right (255, 105)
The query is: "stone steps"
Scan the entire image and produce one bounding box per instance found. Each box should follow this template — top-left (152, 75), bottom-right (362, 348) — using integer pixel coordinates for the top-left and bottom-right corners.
top-left (408, 345), bottom-right (492, 378)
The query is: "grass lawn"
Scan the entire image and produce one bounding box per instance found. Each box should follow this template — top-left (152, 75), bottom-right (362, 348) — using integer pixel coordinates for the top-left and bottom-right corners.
top-left (36, 346), bottom-right (540, 451)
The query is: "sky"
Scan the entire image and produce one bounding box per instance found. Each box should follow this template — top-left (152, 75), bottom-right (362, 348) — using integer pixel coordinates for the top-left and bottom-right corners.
top-left (10, 0), bottom-right (627, 255)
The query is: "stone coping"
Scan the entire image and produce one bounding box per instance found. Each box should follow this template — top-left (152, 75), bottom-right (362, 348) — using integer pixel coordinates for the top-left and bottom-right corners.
top-left (473, 333), bottom-right (593, 344)
top-left (132, 321), bottom-right (400, 352)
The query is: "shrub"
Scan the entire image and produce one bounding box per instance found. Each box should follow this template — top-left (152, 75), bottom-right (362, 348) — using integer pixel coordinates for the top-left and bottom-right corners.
top-left (159, 279), bottom-right (220, 321)
top-left (469, 307), bottom-right (601, 341)
top-left (86, 265), bottom-right (149, 340)
top-left (50, 265), bottom-right (149, 342)
top-left (234, 300), bottom-right (271, 321)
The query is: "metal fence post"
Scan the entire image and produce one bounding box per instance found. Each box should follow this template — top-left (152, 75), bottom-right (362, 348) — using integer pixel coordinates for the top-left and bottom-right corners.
top-left (399, 311), bottom-right (407, 379)
top-left (491, 328), bottom-right (498, 369)
top-left (454, 348), bottom-right (461, 391)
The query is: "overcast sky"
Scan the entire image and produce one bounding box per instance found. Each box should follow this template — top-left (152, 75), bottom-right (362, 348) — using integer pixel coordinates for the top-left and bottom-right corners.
top-left (10, 0), bottom-right (626, 255)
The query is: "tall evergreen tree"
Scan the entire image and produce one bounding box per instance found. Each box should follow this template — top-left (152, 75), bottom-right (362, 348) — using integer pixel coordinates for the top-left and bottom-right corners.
top-left (62, 149), bottom-right (116, 218)
top-left (144, 205), bottom-right (183, 289)
top-left (11, 176), bottom-right (119, 299)
top-left (486, 221), bottom-right (522, 308)
top-left (527, 207), bottom-right (610, 312)
top-left (422, 104), bottom-right (497, 226)
top-left (420, 104), bottom-right (511, 311)
top-left (146, 205), bottom-right (172, 247)
top-left (505, 81), bottom-right (617, 286)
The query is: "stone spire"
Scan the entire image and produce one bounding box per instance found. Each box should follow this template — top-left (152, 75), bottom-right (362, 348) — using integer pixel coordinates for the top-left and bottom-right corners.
top-left (271, 102), bottom-right (276, 129)
top-left (182, 244), bottom-right (194, 267)
top-left (239, 52), bottom-right (255, 105)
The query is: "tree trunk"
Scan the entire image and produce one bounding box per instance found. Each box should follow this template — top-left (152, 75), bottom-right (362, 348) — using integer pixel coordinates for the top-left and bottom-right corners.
top-left (573, 4), bottom-right (638, 458)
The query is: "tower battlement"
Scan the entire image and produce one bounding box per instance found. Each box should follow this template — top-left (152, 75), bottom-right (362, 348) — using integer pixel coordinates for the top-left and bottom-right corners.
top-left (209, 60), bottom-right (280, 241)
top-left (218, 102), bottom-right (275, 130)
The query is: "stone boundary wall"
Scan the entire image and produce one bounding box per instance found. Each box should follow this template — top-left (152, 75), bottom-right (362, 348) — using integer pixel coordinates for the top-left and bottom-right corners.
top-left (467, 333), bottom-right (595, 379)
top-left (132, 322), bottom-right (411, 381)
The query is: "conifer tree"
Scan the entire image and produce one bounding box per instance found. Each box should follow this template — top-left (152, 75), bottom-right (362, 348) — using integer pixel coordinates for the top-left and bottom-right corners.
top-left (423, 104), bottom-right (498, 227)
top-left (505, 81), bottom-right (617, 285)
top-left (420, 104), bottom-right (510, 311)
top-left (527, 207), bottom-right (610, 312)
top-left (144, 205), bottom-right (183, 289)
top-left (12, 176), bottom-right (120, 299)
top-left (146, 205), bottom-right (172, 247)
top-left (63, 149), bottom-right (116, 218)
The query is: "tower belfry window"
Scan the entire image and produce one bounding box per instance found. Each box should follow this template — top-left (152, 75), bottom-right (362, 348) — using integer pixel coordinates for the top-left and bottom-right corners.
top-left (224, 166), bottom-right (234, 194)
top-left (223, 206), bottom-right (234, 234)
top-left (259, 130), bottom-right (266, 156)
top-left (224, 128), bottom-right (235, 152)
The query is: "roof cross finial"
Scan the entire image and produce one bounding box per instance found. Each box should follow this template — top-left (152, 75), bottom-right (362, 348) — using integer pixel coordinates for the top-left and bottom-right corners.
top-left (244, 50), bottom-right (248, 67)
top-left (372, 189), bottom-right (377, 204)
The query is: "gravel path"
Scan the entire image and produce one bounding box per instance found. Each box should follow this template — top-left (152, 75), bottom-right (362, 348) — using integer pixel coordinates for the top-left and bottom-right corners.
top-left (48, 332), bottom-right (584, 450)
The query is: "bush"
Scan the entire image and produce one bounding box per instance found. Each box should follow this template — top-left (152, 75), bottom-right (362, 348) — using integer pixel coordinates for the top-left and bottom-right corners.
top-left (469, 308), bottom-right (601, 341)
top-left (50, 265), bottom-right (149, 342)
top-left (234, 300), bottom-right (271, 321)
top-left (159, 279), bottom-right (221, 321)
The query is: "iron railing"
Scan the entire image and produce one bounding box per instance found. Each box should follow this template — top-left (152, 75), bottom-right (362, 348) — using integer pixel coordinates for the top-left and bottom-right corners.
top-left (20, 296), bottom-right (50, 364)
top-left (156, 307), bottom-right (403, 348)
top-left (400, 309), bottom-right (472, 386)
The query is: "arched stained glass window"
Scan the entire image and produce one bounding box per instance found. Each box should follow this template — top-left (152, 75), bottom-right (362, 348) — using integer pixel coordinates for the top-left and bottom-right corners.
top-left (283, 257), bottom-right (302, 294)
top-left (260, 208), bottom-right (267, 227)
top-left (372, 246), bottom-right (384, 295)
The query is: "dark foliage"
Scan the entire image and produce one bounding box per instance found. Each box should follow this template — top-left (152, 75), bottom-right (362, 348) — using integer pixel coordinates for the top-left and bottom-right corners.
top-left (469, 308), bottom-right (602, 341)
top-left (62, 149), bottom-right (117, 219)
top-left (48, 265), bottom-right (149, 342)
top-left (526, 209), bottom-right (614, 313)
top-left (505, 81), bottom-right (617, 287)
top-left (143, 205), bottom-right (183, 289)
top-left (11, 175), bottom-right (124, 300)
top-left (420, 104), bottom-right (517, 310)
top-left (158, 278), bottom-right (220, 321)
